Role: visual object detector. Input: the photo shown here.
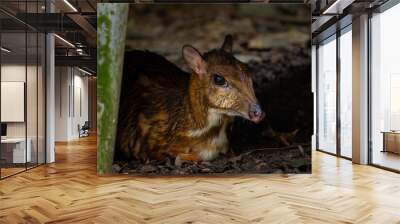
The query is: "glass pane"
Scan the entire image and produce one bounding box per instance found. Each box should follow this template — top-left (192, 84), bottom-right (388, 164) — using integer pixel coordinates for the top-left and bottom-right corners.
top-left (38, 33), bottom-right (45, 165)
top-left (371, 4), bottom-right (400, 171)
top-left (27, 31), bottom-right (38, 169)
top-left (340, 28), bottom-right (352, 158)
top-left (1, 31), bottom-right (27, 177)
top-left (318, 36), bottom-right (337, 154)
top-left (26, 0), bottom-right (39, 169)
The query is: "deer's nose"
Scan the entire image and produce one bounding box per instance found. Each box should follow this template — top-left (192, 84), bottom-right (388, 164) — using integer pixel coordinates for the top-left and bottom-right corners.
top-left (249, 103), bottom-right (265, 123)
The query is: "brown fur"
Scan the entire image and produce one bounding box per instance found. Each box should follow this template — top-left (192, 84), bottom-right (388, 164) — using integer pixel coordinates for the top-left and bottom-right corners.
top-left (116, 36), bottom-right (262, 162)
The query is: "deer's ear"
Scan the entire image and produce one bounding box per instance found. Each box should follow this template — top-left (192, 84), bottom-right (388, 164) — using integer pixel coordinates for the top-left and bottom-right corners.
top-left (221, 35), bottom-right (233, 53)
top-left (182, 45), bottom-right (207, 75)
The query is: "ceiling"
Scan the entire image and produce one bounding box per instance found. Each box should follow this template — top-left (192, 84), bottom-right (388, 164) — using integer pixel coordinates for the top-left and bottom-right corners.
top-left (0, 0), bottom-right (97, 74)
top-left (1, 32), bottom-right (45, 64)
top-left (311, 0), bottom-right (390, 43)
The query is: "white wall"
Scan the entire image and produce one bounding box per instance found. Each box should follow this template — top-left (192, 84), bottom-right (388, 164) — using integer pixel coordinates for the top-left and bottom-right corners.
top-left (1, 65), bottom-right (41, 138)
top-left (72, 72), bottom-right (89, 138)
top-left (54, 66), bottom-right (89, 141)
top-left (55, 66), bottom-right (69, 141)
top-left (46, 32), bottom-right (56, 163)
top-left (1, 63), bottom-right (46, 164)
top-left (1, 65), bottom-right (25, 132)
top-left (1, 82), bottom-right (25, 122)
top-left (1, 65), bottom-right (26, 139)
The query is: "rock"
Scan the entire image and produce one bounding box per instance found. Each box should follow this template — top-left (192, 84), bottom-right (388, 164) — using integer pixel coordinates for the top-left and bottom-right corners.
top-left (235, 54), bottom-right (262, 63)
top-left (247, 30), bottom-right (309, 50)
top-left (255, 162), bottom-right (267, 171)
top-left (191, 166), bottom-right (199, 173)
top-left (165, 157), bottom-right (173, 168)
top-left (174, 156), bottom-right (182, 167)
top-left (200, 168), bottom-right (211, 173)
top-left (200, 161), bottom-right (212, 166)
top-left (231, 18), bottom-right (256, 34)
top-left (297, 145), bottom-right (305, 156)
top-left (142, 164), bottom-right (157, 173)
top-left (112, 164), bottom-right (122, 173)
top-left (229, 155), bottom-right (242, 164)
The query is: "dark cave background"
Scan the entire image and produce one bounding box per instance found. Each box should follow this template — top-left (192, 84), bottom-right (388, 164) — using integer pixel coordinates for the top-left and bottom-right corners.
top-left (114, 4), bottom-right (313, 174)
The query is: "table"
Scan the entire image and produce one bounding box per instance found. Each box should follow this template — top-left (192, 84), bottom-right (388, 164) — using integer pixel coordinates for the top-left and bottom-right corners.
top-left (381, 131), bottom-right (400, 154)
top-left (1, 138), bottom-right (32, 163)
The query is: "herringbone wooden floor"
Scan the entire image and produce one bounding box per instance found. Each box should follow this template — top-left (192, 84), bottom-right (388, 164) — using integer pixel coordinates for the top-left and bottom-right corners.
top-left (1, 135), bottom-right (400, 224)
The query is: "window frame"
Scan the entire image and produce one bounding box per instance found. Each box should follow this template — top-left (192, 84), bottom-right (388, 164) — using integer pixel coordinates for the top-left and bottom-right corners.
top-left (315, 22), bottom-right (353, 161)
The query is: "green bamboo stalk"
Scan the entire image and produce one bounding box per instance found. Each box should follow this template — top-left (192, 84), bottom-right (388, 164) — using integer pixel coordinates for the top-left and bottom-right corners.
top-left (97, 3), bottom-right (129, 174)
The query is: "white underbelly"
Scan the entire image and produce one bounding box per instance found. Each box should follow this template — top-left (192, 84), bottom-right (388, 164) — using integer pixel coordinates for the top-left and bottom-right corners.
top-left (198, 124), bottom-right (229, 161)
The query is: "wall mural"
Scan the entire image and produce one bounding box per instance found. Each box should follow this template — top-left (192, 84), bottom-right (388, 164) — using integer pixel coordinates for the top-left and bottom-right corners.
top-left (98, 4), bottom-right (312, 175)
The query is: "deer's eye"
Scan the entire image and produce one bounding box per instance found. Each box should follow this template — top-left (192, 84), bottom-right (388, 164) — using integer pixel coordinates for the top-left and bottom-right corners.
top-left (213, 74), bottom-right (227, 86)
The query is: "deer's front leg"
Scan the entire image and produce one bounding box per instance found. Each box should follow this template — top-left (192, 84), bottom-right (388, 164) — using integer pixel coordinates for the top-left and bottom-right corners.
top-left (175, 151), bottom-right (202, 166)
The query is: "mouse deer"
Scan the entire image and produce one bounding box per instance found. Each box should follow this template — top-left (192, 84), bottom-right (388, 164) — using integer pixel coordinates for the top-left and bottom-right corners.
top-left (116, 35), bottom-right (265, 162)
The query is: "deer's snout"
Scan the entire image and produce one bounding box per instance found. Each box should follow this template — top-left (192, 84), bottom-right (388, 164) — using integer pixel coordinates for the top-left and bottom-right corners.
top-left (248, 103), bottom-right (265, 124)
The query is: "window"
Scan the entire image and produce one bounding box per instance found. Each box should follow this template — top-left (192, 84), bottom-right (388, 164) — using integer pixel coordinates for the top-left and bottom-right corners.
top-left (0, 1), bottom-right (47, 179)
top-left (317, 35), bottom-right (337, 154)
top-left (339, 27), bottom-right (352, 158)
top-left (370, 2), bottom-right (400, 171)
